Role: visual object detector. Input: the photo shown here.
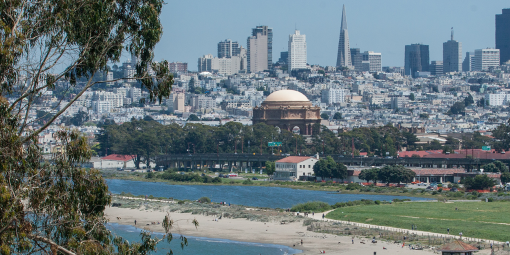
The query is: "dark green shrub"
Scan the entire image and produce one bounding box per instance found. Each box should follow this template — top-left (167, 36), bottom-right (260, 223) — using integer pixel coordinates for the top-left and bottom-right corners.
top-left (346, 183), bottom-right (361, 190)
top-left (374, 200), bottom-right (381, 205)
top-left (432, 191), bottom-right (438, 195)
top-left (146, 172), bottom-right (154, 179)
top-left (242, 179), bottom-right (253, 185)
top-left (487, 197), bottom-right (494, 202)
top-left (198, 197), bottom-right (211, 203)
top-left (291, 201), bottom-right (331, 212)
top-left (453, 191), bottom-right (464, 198)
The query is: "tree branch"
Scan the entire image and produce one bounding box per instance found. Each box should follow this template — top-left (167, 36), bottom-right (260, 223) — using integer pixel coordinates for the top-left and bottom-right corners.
top-left (28, 234), bottom-right (76, 255)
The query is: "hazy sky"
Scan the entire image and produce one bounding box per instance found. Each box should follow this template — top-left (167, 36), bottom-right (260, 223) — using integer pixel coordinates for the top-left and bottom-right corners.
top-left (153, 0), bottom-right (509, 71)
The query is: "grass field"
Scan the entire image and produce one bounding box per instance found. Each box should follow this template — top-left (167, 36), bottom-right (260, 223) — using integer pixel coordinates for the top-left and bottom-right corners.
top-left (327, 201), bottom-right (510, 241)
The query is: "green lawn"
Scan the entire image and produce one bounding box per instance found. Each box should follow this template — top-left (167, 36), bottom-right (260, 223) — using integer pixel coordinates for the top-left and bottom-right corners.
top-left (327, 202), bottom-right (510, 242)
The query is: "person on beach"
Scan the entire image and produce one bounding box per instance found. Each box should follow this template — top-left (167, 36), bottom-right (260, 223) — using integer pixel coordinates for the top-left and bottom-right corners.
top-left (135, 220), bottom-right (137, 225)
top-left (352, 237), bottom-right (354, 244)
top-left (447, 228), bottom-right (449, 235)
top-left (322, 214), bottom-right (324, 219)
top-left (301, 239), bottom-right (303, 245)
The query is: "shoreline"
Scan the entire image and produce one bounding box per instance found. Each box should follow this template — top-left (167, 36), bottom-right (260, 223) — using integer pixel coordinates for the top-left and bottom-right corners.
top-left (106, 176), bottom-right (440, 199)
top-left (105, 205), bottom-right (457, 255)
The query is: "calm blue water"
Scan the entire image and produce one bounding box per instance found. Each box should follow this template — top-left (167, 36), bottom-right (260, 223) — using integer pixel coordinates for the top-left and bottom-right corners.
top-left (106, 179), bottom-right (431, 208)
top-left (108, 223), bottom-right (301, 255)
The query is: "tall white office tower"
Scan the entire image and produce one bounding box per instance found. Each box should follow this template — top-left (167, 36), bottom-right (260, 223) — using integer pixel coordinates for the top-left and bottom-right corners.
top-left (336, 5), bottom-right (351, 69)
top-left (443, 28), bottom-right (462, 73)
top-left (288, 30), bottom-right (307, 71)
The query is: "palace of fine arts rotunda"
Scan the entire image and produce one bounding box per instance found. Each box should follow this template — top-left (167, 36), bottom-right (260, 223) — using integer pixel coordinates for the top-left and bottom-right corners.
top-left (252, 90), bottom-right (321, 135)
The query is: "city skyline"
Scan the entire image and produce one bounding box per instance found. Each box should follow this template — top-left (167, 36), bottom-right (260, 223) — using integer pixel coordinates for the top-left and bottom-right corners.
top-left (153, 1), bottom-right (509, 71)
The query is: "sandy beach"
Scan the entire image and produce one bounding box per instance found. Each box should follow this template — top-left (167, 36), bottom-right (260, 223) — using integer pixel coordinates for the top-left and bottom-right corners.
top-left (105, 205), bottom-right (487, 255)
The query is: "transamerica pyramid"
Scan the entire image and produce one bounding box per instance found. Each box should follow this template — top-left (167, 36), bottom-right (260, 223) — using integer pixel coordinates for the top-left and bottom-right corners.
top-left (336, 5), bottom-right (352, 69)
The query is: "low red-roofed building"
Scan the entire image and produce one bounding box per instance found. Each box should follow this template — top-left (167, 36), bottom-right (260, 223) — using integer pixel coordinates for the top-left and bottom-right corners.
top-left (274, 156), bottom-right (318, 181)
top-left (83, 154), bottom-right (136, 170)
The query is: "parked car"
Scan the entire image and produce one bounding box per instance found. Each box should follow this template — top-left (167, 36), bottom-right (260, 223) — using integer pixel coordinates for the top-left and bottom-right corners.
top-left (417, 183), bottom-right (428, 186)
top-left (252, 177), bottom-right (258, 180)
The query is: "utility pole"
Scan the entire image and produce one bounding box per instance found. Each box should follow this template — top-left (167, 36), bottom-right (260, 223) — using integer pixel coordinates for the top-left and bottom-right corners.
top-left (322, 140), bottom-right (325, 155)
top-left (295, 136), bottom-right (298, 155)
top-left (352, 138), bottom-right (354, 158)
top-left (241, 136), bottom-right (244, 154)
top-left (271, 134), bottom-right (274, 155)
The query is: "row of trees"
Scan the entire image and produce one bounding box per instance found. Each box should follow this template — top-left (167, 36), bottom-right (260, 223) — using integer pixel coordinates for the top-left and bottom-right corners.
top-left (98, 120), bottom-right (314, 168)
top-left (99, 120), bottom-right (422, 168)
top-left (98, 119), bottom-right (510, 169)
top-left (359, 165), bottom-right (416, 184)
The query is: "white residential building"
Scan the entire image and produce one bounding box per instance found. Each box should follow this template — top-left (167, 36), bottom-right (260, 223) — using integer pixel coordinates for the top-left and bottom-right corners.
top-left (92, 100), bottom-right (112, 114)
top-left (167, 92), bottom-right (185, 112)
top-left (288, 30), bottom-right (307, 71)
top-left (129, 87), bottom-right (142, 102)
top-left (273, 156), bottom-right (318, 181)
top-left (474, 48), bottom-right (500, 71)
top-left (198, 55), bottom-right (245, 75)
top-left (191, 95), bottom-right (215, 111)
top-left (321, 88), bottom-right (349, 104)
top-left (92, 91), bottom-right (123, 108)
top-left (485, 93), bottom-right (510, 106)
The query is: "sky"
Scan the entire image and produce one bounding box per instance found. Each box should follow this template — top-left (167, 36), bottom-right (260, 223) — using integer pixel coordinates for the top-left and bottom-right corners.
top-left (152, 0), bottom-right (509, 71)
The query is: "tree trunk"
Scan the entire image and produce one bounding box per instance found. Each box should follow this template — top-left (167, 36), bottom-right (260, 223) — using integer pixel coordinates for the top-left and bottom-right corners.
top-left (135, 155), bottom-right (141, 169)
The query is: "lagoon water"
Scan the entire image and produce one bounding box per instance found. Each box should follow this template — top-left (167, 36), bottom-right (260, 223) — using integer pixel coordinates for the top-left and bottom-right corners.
top-left (108, 223), bottom-right (301, 255)
top-left (106, 179), bottom-right (430, 208)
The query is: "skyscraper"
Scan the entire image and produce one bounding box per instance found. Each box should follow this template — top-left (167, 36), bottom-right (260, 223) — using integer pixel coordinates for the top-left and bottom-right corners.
top-left (218, 39), bottom-right (241, 58)
top-left (247, 26), bottom-right (273, 73)
top-left (442, 28), bottom-right (462, 73)
top-left (362, 51), bottom-right (382, 73)
top-left (350, 48), bottom-right (362, 71)
top-left (336, 5), bottom-right (351, 69)
top-left (404, 44), bottom-right (429, 77)
top-left (288, 30), bottom-right (307, 71)
top-left (430, 61), bottom-right (443, 76)
top-left (496, 9), bottom-right (510, 64)
top-left (462, 52), bottom-right (475, 72)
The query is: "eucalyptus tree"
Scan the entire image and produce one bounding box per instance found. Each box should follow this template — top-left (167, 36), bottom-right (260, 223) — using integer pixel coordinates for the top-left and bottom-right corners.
top-left (0, 0), bottom-right (195, 253)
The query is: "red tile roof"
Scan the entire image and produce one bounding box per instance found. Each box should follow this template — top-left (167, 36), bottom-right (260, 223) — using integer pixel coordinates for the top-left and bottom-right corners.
top-left (411, 168), bottom-right (465, 175)
top-left (353, 168), bottom-right (466, 177)
top-left (437, 240), bottom-right (478, 252)
top-left (101, 154), bottom-right (135, 162)
top-left (399, 149), bottom-right (510, 160)
top-left (276, 156), bottom-right (316, 163)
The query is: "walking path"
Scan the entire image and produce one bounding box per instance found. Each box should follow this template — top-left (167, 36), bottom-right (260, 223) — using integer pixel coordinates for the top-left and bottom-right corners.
top-left (302, 210), bottom-right (505, 246)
